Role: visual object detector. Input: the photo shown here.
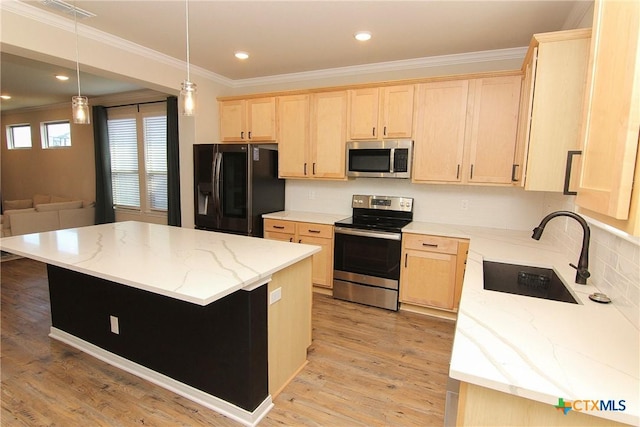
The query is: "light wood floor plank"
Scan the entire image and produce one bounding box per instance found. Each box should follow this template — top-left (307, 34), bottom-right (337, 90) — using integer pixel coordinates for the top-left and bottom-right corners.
top-left (1, 258), bottom-right (455, 426)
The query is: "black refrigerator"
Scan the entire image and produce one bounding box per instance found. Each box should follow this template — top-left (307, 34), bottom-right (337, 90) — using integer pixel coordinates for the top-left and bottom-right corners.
top-left (194, 144), bottom-right (285, 237)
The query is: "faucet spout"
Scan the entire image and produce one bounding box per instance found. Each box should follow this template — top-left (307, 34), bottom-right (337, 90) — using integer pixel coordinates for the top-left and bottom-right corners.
top-left (531, 211), bottom-right (591, 285)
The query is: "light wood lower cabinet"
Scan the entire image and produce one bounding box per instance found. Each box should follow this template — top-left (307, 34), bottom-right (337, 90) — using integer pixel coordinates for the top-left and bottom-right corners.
top-left (400, 233), bottom-right (469, 312)
top-left (264, 219), bottom-right (334, 289)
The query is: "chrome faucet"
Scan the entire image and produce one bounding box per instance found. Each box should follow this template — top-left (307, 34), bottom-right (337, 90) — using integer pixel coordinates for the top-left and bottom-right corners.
top-left (532, 211), bottom-right (591, 285)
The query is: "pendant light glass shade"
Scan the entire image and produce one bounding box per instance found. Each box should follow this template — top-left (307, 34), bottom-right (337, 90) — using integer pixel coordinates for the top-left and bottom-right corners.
top-left (180, 80), bottom-right (197, 116)
top-left (71, 2), bottom-right (90, 124)
top-left (72, 95), bottom-right (90, 124)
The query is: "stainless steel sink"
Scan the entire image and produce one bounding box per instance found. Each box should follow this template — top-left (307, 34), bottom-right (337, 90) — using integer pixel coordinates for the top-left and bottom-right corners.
top-left (483, 261), bottom-right (578, 304)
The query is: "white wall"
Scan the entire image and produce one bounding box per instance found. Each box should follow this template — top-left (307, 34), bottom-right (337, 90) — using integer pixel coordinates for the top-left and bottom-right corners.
top-left (285, 179), bottom-right (546, 230)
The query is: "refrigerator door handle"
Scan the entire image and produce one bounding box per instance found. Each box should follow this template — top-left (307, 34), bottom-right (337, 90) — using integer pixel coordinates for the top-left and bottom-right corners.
top-left (213, 152), bottom-right (223, 225)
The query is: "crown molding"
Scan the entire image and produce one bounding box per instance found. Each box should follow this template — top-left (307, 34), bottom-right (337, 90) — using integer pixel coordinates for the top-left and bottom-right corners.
top-left (229, 47), bottom-right (528, 89)
top-left (3, 0), bottom-right (526, 91)
top-left (1, 0), bottom-right (233, 86)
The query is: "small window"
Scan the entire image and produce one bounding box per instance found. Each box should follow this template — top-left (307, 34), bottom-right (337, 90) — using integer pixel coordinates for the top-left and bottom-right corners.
top-left (41, 121), bottom-right (71, 148)
top-left (6, 124), bottom-right (32, 149)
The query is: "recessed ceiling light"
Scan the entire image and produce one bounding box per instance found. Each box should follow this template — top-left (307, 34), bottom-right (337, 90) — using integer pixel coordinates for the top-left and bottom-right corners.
top-left (354, 31), bottom-right (372, 42)
top-left (0, 95), bottom-right (11, 100)
top-left (56, 75), bottom-right (70, 81)
top-left (235, 51), bottom-right (249, 60)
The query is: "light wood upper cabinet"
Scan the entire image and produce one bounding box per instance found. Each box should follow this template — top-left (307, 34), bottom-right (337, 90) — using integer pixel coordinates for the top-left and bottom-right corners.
top-left (413, 75), bottom-right (521, 185)
top-left (576, 0), bottom-right (640, 226)
top-left (278, 91), bottom-right (347, 180)
top-left (413, 80), bottom-right (469, 182)
top-left (277, 94), bottom-right (310, 178)
top-left (348, 85), bottom-right (414, 140)
top-left (467, 76), bottom-right (522, 184)
top-left (514, 29), bottom-right (591, 192)
top-left (219, 97), bottom-right (276, 142)
top-left (310, 91), bottom-right (348, 179)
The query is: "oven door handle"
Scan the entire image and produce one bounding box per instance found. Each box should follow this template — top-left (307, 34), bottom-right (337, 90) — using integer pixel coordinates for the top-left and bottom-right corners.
top-left (334, 227), bottom-right (402, 241)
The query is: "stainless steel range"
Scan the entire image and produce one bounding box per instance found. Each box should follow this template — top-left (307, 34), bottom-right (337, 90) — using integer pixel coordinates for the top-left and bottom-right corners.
top-left (333, 195), bottom-right (413, 311)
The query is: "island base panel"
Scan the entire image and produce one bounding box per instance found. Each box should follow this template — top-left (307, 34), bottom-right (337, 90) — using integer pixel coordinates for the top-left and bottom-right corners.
top-left (47, 264), bottom-right (268, 413)
top-left (457, 382), bottom-right (632, 426)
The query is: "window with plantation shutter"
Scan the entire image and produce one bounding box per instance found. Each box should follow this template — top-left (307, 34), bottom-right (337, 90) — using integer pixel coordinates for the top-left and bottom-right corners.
top-left (107, 102), bottom-right (167, 213)
top-left (108, 117), bottom-right (140, 208)
top-left (143, 115), bottom-right (168, 210)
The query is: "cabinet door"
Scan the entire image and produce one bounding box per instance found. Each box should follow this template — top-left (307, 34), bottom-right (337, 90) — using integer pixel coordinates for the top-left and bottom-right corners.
top-left (576, 0), bottom-right (640, 220)
top-left (400, 250), bottom-right (457, 310)
top-left (381, 85), bottom-right (414, 139)
top-left (219, 100), bottom-right (246, 142)
top-left (467, 76), bottom-right (522, 184)
top-left (413, 80), bottom-right (469, 182)
top-left (310, 91), bottom-right (348, 179)
top-left (277, 95), bottom-right (310, 178)
top-left (247, 97), bottom-right (276, 141)
top-left (299, 235), bottom-right (333, 289)
top-left (348, 88), bottom-right (379, 139)
top-left (525, 35), bottom-right (591, 192)
top-left (513, 48), bottom-right (537, 186)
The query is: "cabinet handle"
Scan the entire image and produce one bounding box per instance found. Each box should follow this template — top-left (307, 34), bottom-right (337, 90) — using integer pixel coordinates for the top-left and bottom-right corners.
top-left (273, 225), bottom-right (285, 229)
top-left (304, 163), bottom-right (307, 175)
top-left (422, 243), bottom-right (438, 248)
top-left (563, 150), bottom-right (582, 195)
top-left (383, 126), bottom-right (387, 136)
top-left (372, 127), bottom-right (376, 136)
top-left (404, 253), bottom-right (408, 268)
top-left (289, 237), bottom-right (293, 242)
top-left (298, 239), bottom-right (302, 243)
top-left (511, 164), bottom-right (520, 182)
top-left (313, 163), bottom-right (316, 175)
top-left (456, 164), bottom-right (460, 180)
top-left (248, 131), bottom-right (252, 139)
top-left (470, 164), bottom-right (474, 180)
top-left (241, 131), bottom-right (244, 139)
top-left (307, 229), bottom-right (321, 233)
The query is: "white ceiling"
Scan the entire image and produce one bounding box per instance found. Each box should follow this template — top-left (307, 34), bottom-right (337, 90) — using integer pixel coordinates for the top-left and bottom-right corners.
top-left (1, 0), bottom-right (592, 111)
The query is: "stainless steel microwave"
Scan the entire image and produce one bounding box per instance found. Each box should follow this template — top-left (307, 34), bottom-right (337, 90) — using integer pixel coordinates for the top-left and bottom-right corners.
top-left (346, 139), bottom-right (413, 178)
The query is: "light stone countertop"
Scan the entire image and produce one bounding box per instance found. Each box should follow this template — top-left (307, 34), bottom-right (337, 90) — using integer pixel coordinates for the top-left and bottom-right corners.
top-left (262, 211), bottom-right (349, 225)
top-left (0, 221), bottom-right (320, 306)
top-left (404, 221), bottom-right (639, 426)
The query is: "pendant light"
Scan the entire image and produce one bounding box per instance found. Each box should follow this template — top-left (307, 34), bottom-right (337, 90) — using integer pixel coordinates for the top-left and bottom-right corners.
top-left (71, 2), bottom-right (90, 124)
top-left (180, 0), bottom-right (196, 116)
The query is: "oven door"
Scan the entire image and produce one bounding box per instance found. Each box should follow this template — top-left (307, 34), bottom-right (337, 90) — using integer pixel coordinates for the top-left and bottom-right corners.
top-left (333, 227), bottom-right (402, 283)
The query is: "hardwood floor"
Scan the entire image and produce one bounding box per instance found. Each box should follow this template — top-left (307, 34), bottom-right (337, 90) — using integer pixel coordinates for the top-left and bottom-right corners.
top-left (1, 258), bottom-right (455, 426)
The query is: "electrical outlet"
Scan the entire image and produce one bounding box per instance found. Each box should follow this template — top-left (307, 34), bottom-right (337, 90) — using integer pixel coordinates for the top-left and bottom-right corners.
top-left (270, 287), bottom-right (282, 305)
top-left (461, 199), bottom-right (469, 211)
top-left (309, 190), bottom-right (316, 200)
top-left (110, 315), bottom-right (119, 334)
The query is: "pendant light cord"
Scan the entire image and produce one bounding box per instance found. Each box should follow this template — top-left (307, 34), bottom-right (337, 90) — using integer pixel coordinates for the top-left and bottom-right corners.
top-left (74, 2), bottom-right (81, 96)
top-left (185, 0), bottom-right (191, 81)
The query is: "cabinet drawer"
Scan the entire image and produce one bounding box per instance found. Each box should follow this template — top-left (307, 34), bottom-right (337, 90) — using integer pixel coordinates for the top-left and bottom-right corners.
top-left (264, 219), bottom-right (295, 234)
top-left (297, 222), bottom-right (333, 239)
top-left (403, 234), bottom-right (458, 254)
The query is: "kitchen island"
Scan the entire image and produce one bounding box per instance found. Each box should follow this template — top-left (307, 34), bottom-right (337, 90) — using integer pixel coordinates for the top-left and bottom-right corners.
top-left (0, 221), bottom-right (320, 426)
top-left (405, 222), bottom-right (639, 426)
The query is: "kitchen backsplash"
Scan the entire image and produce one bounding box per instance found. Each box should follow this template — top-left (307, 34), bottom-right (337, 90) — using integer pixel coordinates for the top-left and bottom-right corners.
top-left (539, 193), bottom-right (640, 329)
top-left (285, 179), bottom-right (548, 230)
top-left (285, 179), bottom-right (639, 329)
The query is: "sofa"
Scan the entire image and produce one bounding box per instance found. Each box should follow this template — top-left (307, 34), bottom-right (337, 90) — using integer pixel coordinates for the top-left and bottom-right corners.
top-left (1, 194), bottom-right (95, 237)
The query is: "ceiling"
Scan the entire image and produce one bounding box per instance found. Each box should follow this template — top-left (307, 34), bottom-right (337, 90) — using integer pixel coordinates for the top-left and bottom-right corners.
top-left (1, 0), bottom-right (592, 112)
